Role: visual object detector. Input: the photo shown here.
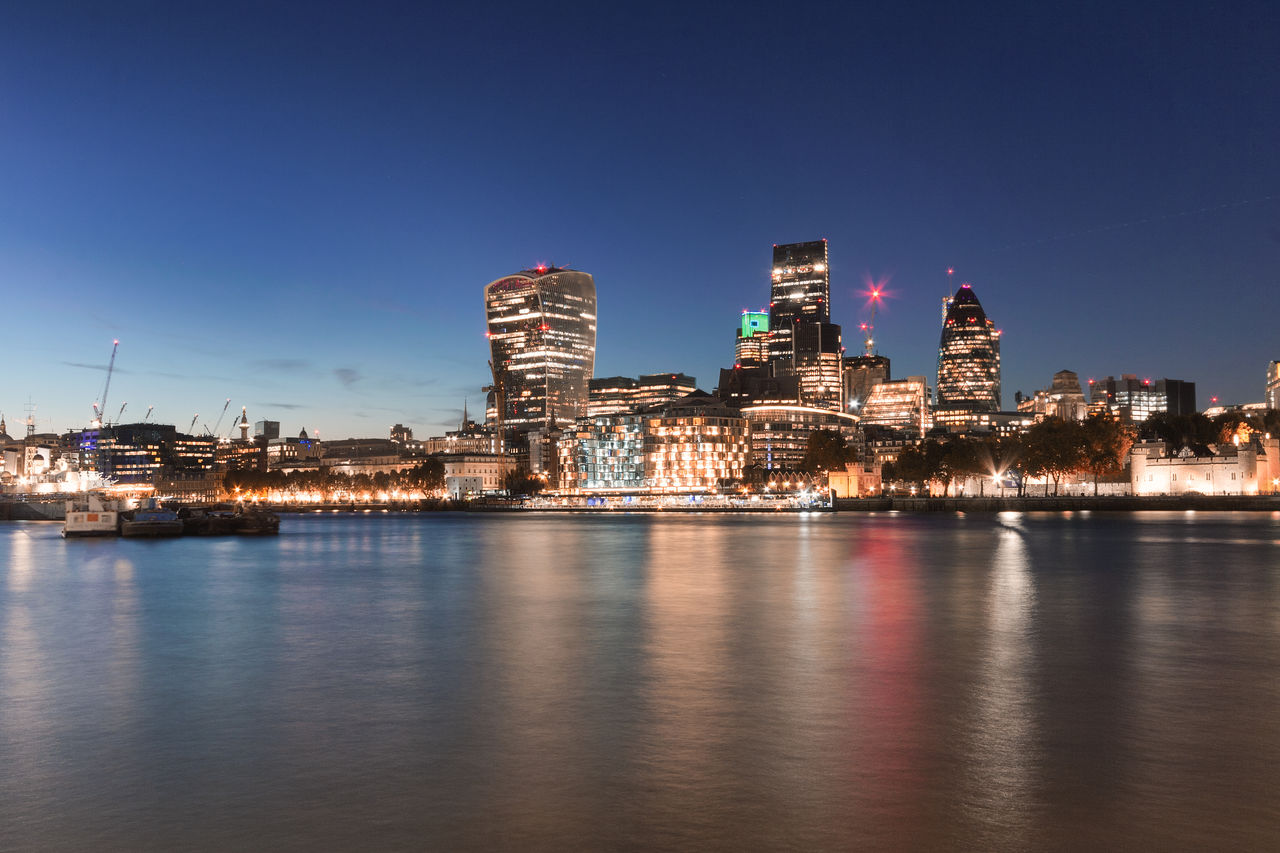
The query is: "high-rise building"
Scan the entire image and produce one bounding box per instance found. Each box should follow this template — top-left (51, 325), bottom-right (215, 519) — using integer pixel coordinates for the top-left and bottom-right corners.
top-left (792, 321), bottom-right (844, 411)
top-left (485, 265), bottom-right (597, 434)
top-left (1089, 375), bottom-right (1196, 422)
top-left (843, 354), bottom-right (890, 414)
top-left (735, 310), bottom-right (769, 368)
top-left (860, 377), bottom-right (931, 434)
top-left (1269, 361), bottom-right (1280, 410)
top-left (768, 240), bottom-right (829, 367)
top-left (588, 373), bottom-right (697, 417)
top-left (935, 283), bottom-right (1001, 423)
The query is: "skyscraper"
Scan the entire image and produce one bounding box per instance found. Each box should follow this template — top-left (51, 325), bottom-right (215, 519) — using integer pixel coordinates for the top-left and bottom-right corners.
top-left (734, 310), bottom-right (769, 368)
top-left (1267, 361), bottom-right (1280, 410)
top-left (485, 265), bottom-right (597, 434)
top-left (768, 240), bottom-right (829, 367)
top-left (935, 283), bottom-right (1001, 424)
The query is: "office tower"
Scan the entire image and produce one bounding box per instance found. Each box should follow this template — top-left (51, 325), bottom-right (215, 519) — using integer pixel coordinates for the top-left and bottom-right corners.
top-left (792, 321), bottom-right (844, 411)
top-left (1269, 361), bottom-right (1280, 410)
top-left (768, 240), bottom-right (829, 366)
top-left (935, 283), bottom-right (1001, 423)
top-left (735, 311), bottom-right (769, 368)
top-left (588, 373), bottom-right (697, 417)
top-left (844, 354), bottom-right (890, 413)
top-left (485, 265), bottom-right (597, 434)
top-left (861, 377), bottom-right (932, 434)
top-left (1088, 375), bottom-right (1195, 422)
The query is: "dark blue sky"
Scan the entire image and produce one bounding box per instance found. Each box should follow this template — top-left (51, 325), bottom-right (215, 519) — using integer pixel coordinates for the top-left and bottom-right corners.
top-left (2, 1), bottom-right (1276, 438)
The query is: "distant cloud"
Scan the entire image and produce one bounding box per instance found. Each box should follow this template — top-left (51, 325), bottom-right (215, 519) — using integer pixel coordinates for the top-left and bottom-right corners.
top-left (335, 368), bottom-right (362, 388)
top-left (258, 402), bottom-right (307, 410)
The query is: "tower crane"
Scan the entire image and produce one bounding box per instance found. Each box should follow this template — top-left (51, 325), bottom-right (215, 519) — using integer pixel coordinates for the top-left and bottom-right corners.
top-left (115, 402), bottom-right (127, 425)
top-left (861, 286), bottom-right (882, 356)
top-left (209, 398), bottom-right (232, 436)
top-left (91, 340), bottom-right (120, 426)
top-left (144, 406), bottom-right (154, 422)
top-left (189, 414), bottom-right (200, 434)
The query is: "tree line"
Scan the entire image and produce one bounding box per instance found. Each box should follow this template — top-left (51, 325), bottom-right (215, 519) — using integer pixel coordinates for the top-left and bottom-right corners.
top-left (224, 459), bottom-right (445, 496)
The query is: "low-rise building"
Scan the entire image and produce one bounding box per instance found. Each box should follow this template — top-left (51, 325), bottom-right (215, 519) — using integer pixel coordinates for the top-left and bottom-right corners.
top-left (1130, 438), bottom-right (1279, 495)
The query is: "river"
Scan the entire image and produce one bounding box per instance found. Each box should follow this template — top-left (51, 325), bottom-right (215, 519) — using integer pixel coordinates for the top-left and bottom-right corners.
top-left (1, 511), bottom-right (1277, 851)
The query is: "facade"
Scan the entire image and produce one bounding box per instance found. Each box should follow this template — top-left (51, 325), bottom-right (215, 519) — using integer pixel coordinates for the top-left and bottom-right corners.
top-left (860, 377), bottom-right (931, 434)
top-left (828, 461), bottom-right (883, 498)
top-left (558, 415), bottom-right (647, 492)
top-left (485, 266), bottom-right (597, 434)
top-left (254, 420), bottom-right (281, 440)
top-left (734, 311), bottom-right (769, 368)
top-left (935, 283), bottom-right (1001, 419)
top-left (588, 373), bottom-right (697, 417)
top-left (440, 452), bottom-right (516, 496)
top-left (740, 405), bottom-right (859, 471)
top-left (792, 321), bottom-right (844, 411)
top-left (1089, 375), bottom-right (1196, 422)
top-left (1017, 369), bottom-right (1089, 421)
top-left (1268, 361), bottom-right (1280, 410)
top-left (643, 396), bottom-right (750, 492)
top-left (768, 240), bottom-right (829, 367)
top-left (843, 354), bottom-right (890, 414)
top-left (1131, 438), bottom-right (1279, 495)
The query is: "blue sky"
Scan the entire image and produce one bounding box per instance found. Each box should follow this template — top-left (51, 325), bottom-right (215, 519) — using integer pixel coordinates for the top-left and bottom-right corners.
top-left (2, 1), bottom-right (1277, 439)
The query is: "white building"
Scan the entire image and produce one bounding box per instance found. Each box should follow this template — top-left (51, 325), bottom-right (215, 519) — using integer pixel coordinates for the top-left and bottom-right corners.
top-left (1130, 438), bottom-right (1279, 495)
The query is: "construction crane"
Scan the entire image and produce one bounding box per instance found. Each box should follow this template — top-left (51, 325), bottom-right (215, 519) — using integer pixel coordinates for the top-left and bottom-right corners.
top-left (861, 285), bottom-right (883, 356)
top-left (91, 340), bottom-right (120, 426)
top-left (115, 402), bottom-right (127, 425)
top-left (189, 414), bottom-right (200, 434)
top-left (209, 398), bottom-right (232, 436)
top-left (143, 405), bottom-right (154, 422)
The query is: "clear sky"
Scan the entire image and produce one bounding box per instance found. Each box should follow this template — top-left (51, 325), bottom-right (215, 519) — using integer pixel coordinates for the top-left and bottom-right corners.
top-left (2, 1), bottom-right (1277, 439)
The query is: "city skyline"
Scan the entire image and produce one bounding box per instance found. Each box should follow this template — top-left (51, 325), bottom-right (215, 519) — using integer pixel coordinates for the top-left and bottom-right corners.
top-left (2, 3), bottom-right (1277, 439)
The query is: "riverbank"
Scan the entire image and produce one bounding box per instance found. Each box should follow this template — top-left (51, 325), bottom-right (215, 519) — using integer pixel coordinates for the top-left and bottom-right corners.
top-left (835, 494), bottom-right (1280, 512)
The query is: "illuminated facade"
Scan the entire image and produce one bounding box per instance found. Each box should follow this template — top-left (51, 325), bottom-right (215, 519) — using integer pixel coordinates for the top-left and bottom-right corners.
top-left (860, 377), bottom-right (931, 434)
top-left (558, 415), bottom-right (647, 491)
top-left (792, 321), bottom-right (844, 411)
top-left (1131, 438), bottom-right (1279, 495)
top-left (768, 240), bottom-right (829, 366)
top-left (485, 266), bottom-right (597, 434)
top-left (735, 310), bottom-right (769, 367)
top-left (1268, 361), bottom-right (1280, 410)
top-left (588, 373), bottom-right (697, 417)
top-left (740, 405), bottom-right (858, 470)
top-left (843, 354), bottom-right (890, 414)
top-left (1018, 369), bottom-right (1089, 421)
top-left (1089, 375), bottom-right (1196, 423)
top-left (935, 283), bottom-right (1001, 418)
top-left (643, 397), bottom-right (750, 491)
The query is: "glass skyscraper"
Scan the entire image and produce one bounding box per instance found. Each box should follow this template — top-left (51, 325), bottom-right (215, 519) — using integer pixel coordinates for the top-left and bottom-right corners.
top-left (485, 266), bottom-right (597, 434)
top-left (935, 283), bottom-right (1001, 419)
top-left (768, 240), bottom-right (829, 366)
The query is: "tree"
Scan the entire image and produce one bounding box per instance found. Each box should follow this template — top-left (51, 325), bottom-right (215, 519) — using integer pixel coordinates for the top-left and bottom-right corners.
top-left (503, 465), bottom-right (546, 496)
top-left (800, 429), bottom-right (852, 473)
top-left (1078, 414), bottom-right (1135, 495)
top-left (1024, 417), bottom-right (1084, 495)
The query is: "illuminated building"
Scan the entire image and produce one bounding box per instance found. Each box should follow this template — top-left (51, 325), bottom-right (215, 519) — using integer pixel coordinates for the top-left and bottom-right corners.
top-left (843, 354), bottom-right (890, 414)
top-left (1131, 437), bottom-right (1279, 495)
top-left (1018, 369), bottom-right (1088, 421)
top-left (440, 452), bottom-right (517, 498)
top-left (558, 415), bottom-right (647, 492)
top-left (390, 424), bottom-right (413, 443)
top-left (1089, 375), bottom-right (1196, 422)
top-left (739, 405), bottom-right (859, 470)
top-left (768, 240), bottom-right (829, 366)
top-left (1268, 361), bottom-right (1280, 410)
top-left (716, 365), bottom-right (800, 408)
top-left (792, 321), bottom-right (844, 411)
top-left (643, 394), bottom-right (750, 491)
top-left (936, 283), bottom-right (1001, 423)
top-left (734, 310), bottom-right (769, 367)
top-left (860, 377), bottom-right (931, 434)
top-left (485, 266), bottom-right (597, 434)
top-left (588, 373), bottom-right (697, 417)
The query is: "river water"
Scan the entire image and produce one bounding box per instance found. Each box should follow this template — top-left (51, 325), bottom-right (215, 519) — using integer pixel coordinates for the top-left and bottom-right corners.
top-left (1, 511), bottom-right (1277, 851)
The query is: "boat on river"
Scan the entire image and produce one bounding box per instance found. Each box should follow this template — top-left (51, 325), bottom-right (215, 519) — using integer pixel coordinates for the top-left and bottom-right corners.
top-left (63, 495), bottom-right (122, 538)
top-left (120, 504), bottom-right (184, 538)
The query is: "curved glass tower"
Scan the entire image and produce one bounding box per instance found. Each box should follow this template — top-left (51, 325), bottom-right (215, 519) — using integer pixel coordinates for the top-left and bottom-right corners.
top-left (936, 283), bottom-right (1001, 416)
top-left (485, 266), bottom-right (597, 434)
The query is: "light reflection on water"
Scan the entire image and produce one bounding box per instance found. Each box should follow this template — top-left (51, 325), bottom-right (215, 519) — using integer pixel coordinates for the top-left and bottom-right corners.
top-left (0, 511), bottom-right (1278, 851)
